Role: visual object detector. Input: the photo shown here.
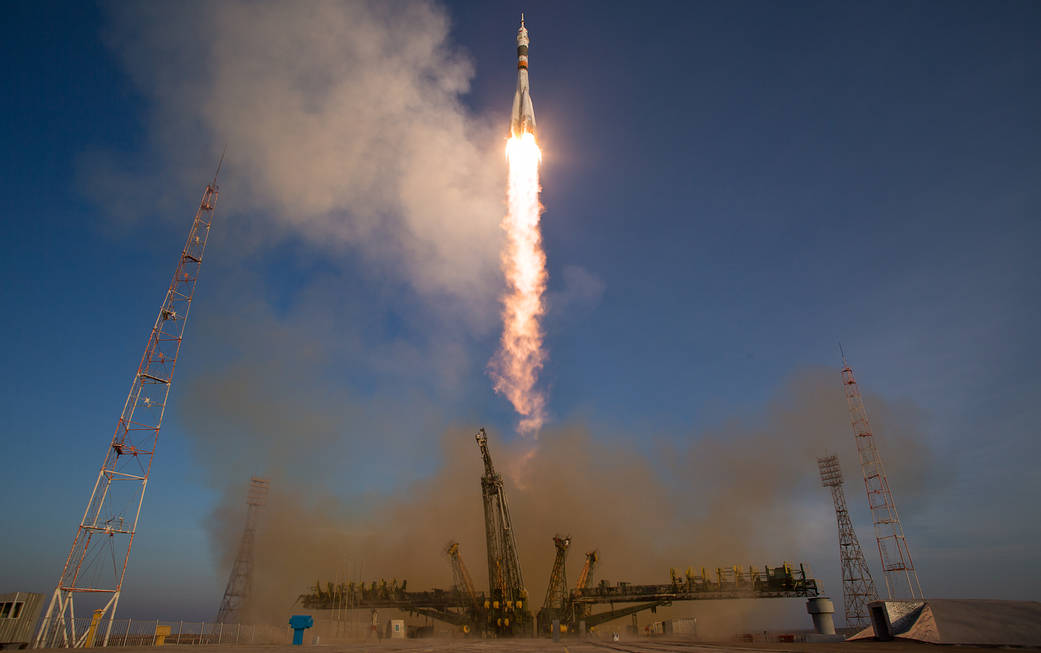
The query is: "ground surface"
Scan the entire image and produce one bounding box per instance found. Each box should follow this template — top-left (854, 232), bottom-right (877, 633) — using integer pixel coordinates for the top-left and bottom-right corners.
top-left (37, 641), bottom-right (1041, 653)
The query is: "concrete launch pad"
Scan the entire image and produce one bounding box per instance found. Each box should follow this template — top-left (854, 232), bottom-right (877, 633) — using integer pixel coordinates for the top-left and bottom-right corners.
top-left (33, 641), bottom-right (1041, 653)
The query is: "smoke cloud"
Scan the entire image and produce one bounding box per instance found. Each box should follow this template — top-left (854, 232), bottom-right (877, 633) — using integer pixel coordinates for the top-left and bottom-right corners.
top-left (188, 362), bottom-right (935, 631)
top-left (89, 0), bottom-right (505, 322)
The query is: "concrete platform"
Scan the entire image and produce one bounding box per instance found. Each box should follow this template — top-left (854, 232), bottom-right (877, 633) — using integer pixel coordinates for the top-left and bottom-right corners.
top-left (34, 639), bottom-right (1041, 653)
top-left (853, 598), bottom-right (1041, 646)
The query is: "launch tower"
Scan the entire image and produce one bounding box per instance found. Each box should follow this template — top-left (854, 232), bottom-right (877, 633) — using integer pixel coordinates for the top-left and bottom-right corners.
top-left (537, 535), bottom-right (571, 633)
top-left (446, 541), bottom-right (478, 610)
top-left (475, 428), bottom-right (531, 635)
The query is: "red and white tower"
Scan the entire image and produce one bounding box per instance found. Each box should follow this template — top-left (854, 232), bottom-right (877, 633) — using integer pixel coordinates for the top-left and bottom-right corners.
top-left (35, 166), bottom-right (221, 648)
top-left (840, 354), bottom-right (924, 600)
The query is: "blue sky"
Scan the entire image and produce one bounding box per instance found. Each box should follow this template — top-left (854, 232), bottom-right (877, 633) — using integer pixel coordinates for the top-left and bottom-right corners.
top-left (2, 0), bottom-right (1039, 626)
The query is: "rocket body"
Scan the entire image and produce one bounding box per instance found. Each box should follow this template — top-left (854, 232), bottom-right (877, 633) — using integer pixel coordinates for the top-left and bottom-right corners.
top-left (511, 17), bottom-right (536, 137)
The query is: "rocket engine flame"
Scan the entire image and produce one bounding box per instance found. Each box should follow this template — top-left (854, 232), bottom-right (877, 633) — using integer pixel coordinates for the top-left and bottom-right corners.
top-left (490, 130), bottom-right (548, 436)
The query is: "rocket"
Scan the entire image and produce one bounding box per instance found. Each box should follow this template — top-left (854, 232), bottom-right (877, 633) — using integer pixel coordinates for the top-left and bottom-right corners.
top-left (510, 15), bottom-right (536, 137)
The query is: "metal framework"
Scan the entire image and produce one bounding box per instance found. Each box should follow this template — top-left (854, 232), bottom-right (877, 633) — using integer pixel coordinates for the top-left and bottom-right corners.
top-left (215, 477), bottom-right (269, 624)
top-left (817, 455), bottom-right (878, 627)
top-left (475, 428), bottom-right (530, 634)
top-left (35, 167), bottom-right (221, 648)
top-left (299, 561), bottom-right (820, 635)
top-left (840, 354), bottom-right (923, 599)
top-left (445, 542), bottom-right (478, 609)
top-left (536, 535), bottom-right (570, 632)
top-left (571, 562), bottom-right (819, 631)
top-left (574, 550), bottom-right (599, 596)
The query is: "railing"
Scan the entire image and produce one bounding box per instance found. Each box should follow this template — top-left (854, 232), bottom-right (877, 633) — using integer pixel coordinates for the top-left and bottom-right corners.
top-left (48, 619), bottom-right (286, 647)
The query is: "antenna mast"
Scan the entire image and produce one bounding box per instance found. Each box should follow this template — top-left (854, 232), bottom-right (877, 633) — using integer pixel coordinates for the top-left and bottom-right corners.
top-left (840, 357), bottom-right (924, 599)
top-left (35, 169), bottom-right (221, 648)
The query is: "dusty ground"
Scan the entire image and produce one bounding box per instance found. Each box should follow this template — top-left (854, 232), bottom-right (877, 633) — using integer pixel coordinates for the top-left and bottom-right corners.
top-left (36, 640), bottom-right (1041, 653)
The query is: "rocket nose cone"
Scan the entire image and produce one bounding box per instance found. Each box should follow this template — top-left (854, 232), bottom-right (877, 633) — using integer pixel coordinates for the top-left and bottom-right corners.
top-left (516, 15), bottom-right (529, 44)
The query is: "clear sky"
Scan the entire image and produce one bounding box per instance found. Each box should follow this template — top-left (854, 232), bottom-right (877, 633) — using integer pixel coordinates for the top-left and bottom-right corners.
top-left (2, 0), bottom-right (1039, 627)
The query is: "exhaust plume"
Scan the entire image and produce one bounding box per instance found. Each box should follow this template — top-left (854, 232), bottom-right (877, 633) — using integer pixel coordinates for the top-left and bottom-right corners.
top-left (490, 133), bottom-right (549, 436)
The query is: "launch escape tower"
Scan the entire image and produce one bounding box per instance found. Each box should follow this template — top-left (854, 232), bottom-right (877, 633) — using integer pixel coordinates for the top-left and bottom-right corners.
top-left (215, 477), bottom-right (270, 624)
top-left (35, 165), bottom-right (221, 648)
top-left (840, 355), bottom-right (924, 600)
top-left (536, 535), bottom-right (571, 633)
top-left (817, 455), bottom-right (878, 627)
top-left (475, 428), bottom-right (531, 634)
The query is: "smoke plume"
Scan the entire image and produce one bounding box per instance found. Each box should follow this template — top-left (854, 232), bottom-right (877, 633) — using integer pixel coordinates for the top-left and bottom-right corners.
top-left (89, 0), bottom-right (505, 323)
top-left (187, 363), bottom-right (935, 630)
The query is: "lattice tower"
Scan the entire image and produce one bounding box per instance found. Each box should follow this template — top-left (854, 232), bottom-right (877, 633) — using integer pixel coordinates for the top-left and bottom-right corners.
top-left (840, 355), bottom-right (924, 599)
top-left (445, 541), bottom-right (478, 607)
top-left (574, 550), bottom-right (599, 593)
top-left (35, 164), bottom-right (221, 648)
top-left (216, 477), bottom-right (269, 624)
top-left (475, 428), bottom-right (529, 634)
top-left (818, 455), bottom-right (878, 627)
top-left (542, 535), bottom-right (571, 613)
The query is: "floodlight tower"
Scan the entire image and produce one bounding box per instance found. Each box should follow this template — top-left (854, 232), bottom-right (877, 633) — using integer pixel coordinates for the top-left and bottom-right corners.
top-left (216, 477), bottom-right (270, 624)
top-left (35, 163), bottom-right (221, 648)
top-left (817, 455), bottom-right (878, 627)
top-left (840, 354), bottom-right (924, 599)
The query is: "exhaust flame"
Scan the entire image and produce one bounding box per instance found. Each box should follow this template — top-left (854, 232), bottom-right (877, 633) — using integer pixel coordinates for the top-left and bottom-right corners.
top-left (490, 131), bottom-right (548, 436)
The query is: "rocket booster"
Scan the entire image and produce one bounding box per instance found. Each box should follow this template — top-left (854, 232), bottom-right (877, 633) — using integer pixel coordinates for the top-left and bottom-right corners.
top-left (511, 15), bottom-right (536, 137)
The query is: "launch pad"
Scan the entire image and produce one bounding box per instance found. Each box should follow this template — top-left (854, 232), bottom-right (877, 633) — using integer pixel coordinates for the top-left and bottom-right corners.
top-left (298, 428), bottom-right (822, 638)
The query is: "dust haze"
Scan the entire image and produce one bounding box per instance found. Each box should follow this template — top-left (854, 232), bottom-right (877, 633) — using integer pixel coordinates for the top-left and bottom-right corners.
top-left (191, 366), bottom-right (935, 631)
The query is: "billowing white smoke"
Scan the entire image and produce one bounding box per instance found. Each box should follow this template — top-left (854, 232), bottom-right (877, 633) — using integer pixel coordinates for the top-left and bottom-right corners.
top-left (89, 0), bottom-right (505, 322)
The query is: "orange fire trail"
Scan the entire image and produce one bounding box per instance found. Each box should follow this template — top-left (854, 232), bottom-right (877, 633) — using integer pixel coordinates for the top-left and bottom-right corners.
top-left (490, 131), bottom-right (547, 436)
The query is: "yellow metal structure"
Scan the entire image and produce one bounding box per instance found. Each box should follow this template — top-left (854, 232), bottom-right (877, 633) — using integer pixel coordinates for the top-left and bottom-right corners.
top-left (154, 625), bottom-right (171, 646)
top-left (575, 551), bottom-right (599, 594)
top-left (83, 610), bottom-right (103, 648)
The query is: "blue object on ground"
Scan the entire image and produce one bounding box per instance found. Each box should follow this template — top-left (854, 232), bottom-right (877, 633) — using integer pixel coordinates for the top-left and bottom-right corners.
top-left (288, 615), bottom-right (314, 645)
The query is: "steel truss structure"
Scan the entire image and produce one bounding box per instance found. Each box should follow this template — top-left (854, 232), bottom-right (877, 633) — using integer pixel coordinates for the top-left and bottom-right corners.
top-left (840, 355), bottom-right (924, 600)
top-left (35, 169), bottom-right (220, 648)
top-left (476, 428), bottom-right (531, 635)
top-left (215, 477), bottom-right (269, 624)
top-left (818, 455), bottom-right (878, 627)
top-left (536, 535), bottom-right (571, 632)
top-left (445, 542), bottom-right (478, 610)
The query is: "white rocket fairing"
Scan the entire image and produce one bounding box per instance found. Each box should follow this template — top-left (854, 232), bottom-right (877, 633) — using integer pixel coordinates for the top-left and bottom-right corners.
top-left (511, 15), bottom-right (536, 137)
